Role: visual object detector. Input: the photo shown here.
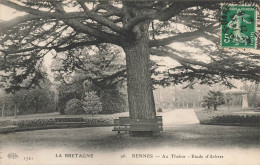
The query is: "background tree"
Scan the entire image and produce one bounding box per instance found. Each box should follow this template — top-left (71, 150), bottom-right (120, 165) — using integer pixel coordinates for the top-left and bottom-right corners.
top-left (243, 82), bottom-right (260, 108)
top-left (202, 95), bottom-right (212, 109)
top-left (224, 93), bottom-right (233, 109)
top-left (202, 91), bottom-right (225, 110)
top-left (0, 83), bottom-right (56, 116)
top-left (0, 0), bottom-right (259, 122)
top-left (52, 45), bottom-right (128, 114)
top-left (57, 81), bottom-right (85, 114)
top-left (83, 91), bottom-right (102, 116)
top-left (251, 83), bottom-right (259, 108)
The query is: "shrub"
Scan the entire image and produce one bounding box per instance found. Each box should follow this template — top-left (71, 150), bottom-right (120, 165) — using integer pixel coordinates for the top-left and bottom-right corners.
top-left (211, 115), bottom-right (260, 124)
top-left (12, 117), bottom-right (113, 129)
top-left (65, 99), bottom-right (84, 115)
top-left (13, 119), bottom-right (55, 128)
top-left (99, 88), bottom-right (128, 114)
top-left (83, 91), bottom-right (102, 116)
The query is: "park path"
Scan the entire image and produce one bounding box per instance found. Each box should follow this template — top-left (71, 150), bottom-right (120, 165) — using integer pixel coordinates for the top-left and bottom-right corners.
top-left (161, 109), bottom-right (200, 126)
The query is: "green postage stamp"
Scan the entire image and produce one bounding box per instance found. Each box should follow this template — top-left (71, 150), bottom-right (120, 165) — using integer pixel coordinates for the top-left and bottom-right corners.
top-left (221, 5), bottom-right (257, 48)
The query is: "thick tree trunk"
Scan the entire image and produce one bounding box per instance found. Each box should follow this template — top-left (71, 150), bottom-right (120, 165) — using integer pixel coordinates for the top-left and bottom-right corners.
top-left (123, 38), bottom-right (156, 119)
top-left (121, 1), bottom-right (156, 123)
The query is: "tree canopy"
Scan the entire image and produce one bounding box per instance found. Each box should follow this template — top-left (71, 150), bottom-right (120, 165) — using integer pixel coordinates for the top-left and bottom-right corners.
top-left (0, 0), bottom-right (259, 120)
top-left (0, 0), bottom-right (259, 92)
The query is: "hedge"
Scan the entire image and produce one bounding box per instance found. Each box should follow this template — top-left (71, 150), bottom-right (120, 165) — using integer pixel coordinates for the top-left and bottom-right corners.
top-left (11, 117), bottom-right (114, 131)
top-left (83, 118), bottom-right (113, 127)
top-left (211, 115), bottom-right (260, 125)
top-left (13, 119), bottom-right (56, 128)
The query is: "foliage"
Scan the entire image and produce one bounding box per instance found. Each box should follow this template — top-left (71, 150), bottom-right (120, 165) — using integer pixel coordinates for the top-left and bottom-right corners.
top-left (248, 94), bottom-right (260, 107)
top-left (83, 91), bottom-right (102, 116)
top-left (195, 109), bottom-right (260, 126)
top-left (52, 45), bottom-right (126, 88)
top-left (224, 94), bottom-right (233, 109)
top-left (0, 87), bottom-right (56, 116)
top-left (0, 1), bottom-right (259, 125)
top-left (99, 87), bottom-right (127, 114)
top-left (12, 117), bottom-right (114, 129)
top-left (57, 82), bottom-right (85, 114)
top-left (64, 99), bottom-right (84, 115)
top-left (0, 1), bottom-right (259, 92)
top-left (243, 82), bottom-right (260, 107)
top-left (13, 119), bottom-right (56, 128)
top-left (202, 91), bottom-right (225, 110)
top-left (211, 115), bottom-right (260, 124)
top-left (54, 48), bottom-right (127, 114)
top-left (201, 95), bottom-right (212, 109)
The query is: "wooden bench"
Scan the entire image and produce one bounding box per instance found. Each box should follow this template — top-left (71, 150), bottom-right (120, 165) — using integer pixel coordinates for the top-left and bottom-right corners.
top-left (55, 117), bottom-right (86, 126)
top-left (112, 117), bottom-right (130, 134)
top-left (129, 117), bottom-right (163, 132)
top-left (112, 116), bottom-right (163, 135)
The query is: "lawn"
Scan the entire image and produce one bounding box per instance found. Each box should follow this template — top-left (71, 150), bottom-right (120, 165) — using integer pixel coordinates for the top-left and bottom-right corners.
top-left (0, 123), bottom-right (260, 151)
top-left (1, 109), bottom-right (259, 151)
top-left (0, 109), bottom-right (259, 165)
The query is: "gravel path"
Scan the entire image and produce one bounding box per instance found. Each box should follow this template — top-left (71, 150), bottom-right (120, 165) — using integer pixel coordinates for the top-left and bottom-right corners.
top-left (162, 109), bottom-right (200, 126)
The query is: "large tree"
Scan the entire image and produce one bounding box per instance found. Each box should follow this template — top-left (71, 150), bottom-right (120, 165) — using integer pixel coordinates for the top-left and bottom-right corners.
top-left (0, 0), bottom-right (259, 121)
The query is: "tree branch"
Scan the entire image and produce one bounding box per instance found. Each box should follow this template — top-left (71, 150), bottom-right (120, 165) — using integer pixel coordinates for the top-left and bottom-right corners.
top-left (76, 0), bottom-right (90, 12)
top-left (150, 48), bottom-right (260, 76)
top-left (0, 14), bottom-right (41, 33)
top-left (155, 2), bottom-right (195, 21)
top-left (150, 24), bottom-right (216, 47)
top-left (123, 2), bottom-right (196, 31)
top-left (150, 48), bottom-right (210, 68)
top-left (55, 40), bottom-right (103, 52)
top-left (150, 30), bottom-right (203, 47)
top-left (0, 0), bottom-right (126, 37)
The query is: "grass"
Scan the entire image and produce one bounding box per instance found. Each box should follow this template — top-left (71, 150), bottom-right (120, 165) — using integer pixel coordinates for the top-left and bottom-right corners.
top-left (0, 124), bottom-right (259, 152)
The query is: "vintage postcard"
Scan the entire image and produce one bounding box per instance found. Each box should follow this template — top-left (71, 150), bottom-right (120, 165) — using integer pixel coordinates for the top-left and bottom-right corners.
top-left (0, 0), bottom-right (259, 165)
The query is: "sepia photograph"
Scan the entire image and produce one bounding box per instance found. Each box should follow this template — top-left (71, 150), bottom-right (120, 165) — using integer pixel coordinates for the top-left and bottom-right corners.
top-left (0, 0), bottom-right (259, 164)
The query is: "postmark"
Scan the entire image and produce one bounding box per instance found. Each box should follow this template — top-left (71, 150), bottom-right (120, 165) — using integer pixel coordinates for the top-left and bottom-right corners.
top-left (221, 4), bottom-right (257, 48)
top-left (7, 153), bottom-right (19, 159)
